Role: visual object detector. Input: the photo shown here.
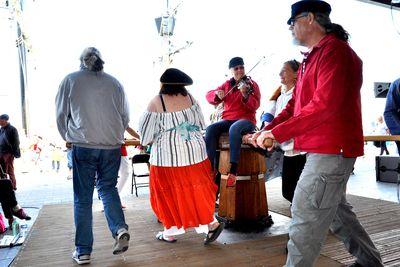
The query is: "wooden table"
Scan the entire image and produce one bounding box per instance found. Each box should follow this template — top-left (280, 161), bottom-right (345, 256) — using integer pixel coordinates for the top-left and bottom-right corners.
top-left (126, 136), bottom-right (400, 147)
top-left (364, 135), bottom-right (400, 142)
top-left (124, 139), bottom-right (140, 146)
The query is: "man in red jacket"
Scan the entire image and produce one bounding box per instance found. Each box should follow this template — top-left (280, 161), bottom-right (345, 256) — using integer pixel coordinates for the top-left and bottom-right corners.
top-left (205, 57), bottom-right (260, 187)
top-left (251, 1), bottom-right (382, 267)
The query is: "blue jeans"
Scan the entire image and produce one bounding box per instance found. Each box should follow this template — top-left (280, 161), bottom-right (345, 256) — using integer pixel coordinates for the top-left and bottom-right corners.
top-left (67, 148), bottom-right (73, 170)
top-left (72, 146), bottom-right (128, 255)
top-left (205, 119), bottom-right (255, 170)
top-left (384, 112), bottom-right (400, 153)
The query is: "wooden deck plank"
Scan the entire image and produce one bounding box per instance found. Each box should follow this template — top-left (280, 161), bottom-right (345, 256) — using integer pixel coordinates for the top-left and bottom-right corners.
top-left (12, 198), bottom-right (340, 266)
top-left (12, 181), bottom-right (400, 266)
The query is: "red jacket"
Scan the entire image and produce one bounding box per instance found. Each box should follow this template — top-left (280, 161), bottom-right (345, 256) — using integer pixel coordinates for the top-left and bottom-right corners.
top-left (265, 34), bottom-right (364, 157)
top-left (206, 78), bottom-right (261, 124)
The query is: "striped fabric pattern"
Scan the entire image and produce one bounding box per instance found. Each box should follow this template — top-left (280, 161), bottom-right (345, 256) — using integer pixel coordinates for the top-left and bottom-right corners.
top-left (139, 103), bottom-right (207, 167)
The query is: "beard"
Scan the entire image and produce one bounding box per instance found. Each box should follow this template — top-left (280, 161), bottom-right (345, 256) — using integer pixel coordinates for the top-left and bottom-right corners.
top-left (292, 36), bottom-right (301, 46)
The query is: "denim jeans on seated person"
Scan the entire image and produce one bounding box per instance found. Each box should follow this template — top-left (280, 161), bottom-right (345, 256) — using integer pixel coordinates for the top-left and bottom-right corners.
top-left (72, 146), bottom-right (128, 256)
top-left (205, 119), bottom-right (255, 170)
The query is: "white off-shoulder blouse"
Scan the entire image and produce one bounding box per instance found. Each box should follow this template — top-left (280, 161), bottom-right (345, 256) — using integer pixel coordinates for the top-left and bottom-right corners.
top-left (138, 102), bottom-right (208, 167)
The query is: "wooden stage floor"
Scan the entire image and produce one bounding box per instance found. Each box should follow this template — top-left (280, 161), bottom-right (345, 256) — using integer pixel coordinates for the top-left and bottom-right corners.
top-left (12, 181), bottom-right (400, 267)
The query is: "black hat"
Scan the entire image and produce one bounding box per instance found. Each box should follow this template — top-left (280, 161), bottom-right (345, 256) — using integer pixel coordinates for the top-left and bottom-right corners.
top-left (287, 0), bottom-right (331, 25)
top-left (229, 57), bottom-right (244, 69)
top-left (0, 114), bottom-right (9, 121)
top-left (160, 68), bottom-right (193, 85)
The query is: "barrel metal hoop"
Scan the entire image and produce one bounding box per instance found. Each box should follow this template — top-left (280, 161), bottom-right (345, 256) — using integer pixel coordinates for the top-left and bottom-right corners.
top-left (221, 174), bottom-right (265, 181)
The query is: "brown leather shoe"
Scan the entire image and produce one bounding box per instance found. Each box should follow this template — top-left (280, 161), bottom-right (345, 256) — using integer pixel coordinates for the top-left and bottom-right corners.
top-left (13, 208), bottom-right (31, 220)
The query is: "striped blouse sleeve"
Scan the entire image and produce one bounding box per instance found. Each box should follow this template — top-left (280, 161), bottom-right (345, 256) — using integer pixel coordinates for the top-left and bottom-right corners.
top-left (138, 111), bottom-right (159, 146)
top-left (194, 102), bottom-right (207, 130)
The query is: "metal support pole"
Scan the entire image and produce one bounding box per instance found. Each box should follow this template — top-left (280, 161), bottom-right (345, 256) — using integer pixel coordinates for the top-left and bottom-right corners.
top-left (16, 21), bottom-right (28, 136)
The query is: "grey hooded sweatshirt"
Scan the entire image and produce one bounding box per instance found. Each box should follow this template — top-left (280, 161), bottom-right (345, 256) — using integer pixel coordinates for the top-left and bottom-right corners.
top-left (55, 69), bottom-right (129, 149)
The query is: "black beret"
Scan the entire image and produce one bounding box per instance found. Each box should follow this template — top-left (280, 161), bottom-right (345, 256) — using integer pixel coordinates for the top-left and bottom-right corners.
top-left (160, 68), bottom-right (193, 85)
top-left (229, 57), bottom-right (244, 69)
top-left (0, 114), bottom-right (9, 121)
top-left (287, 0), bottom-right (331, 25)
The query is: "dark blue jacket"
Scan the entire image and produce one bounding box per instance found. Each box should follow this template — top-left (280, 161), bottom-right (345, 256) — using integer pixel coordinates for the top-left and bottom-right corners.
top-left (0, 124), bottom-right (20, 155)
top-left (384, 78), bottom-right (400, 134)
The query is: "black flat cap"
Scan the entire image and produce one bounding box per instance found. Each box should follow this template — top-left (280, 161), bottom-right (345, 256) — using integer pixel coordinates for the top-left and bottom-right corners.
top-left (287, 0), bottom-right (331, 25)
top-left (160, 68), bottom-right (193, 85)
top-left (0, 114), bottom-right (9, 121)
top-left (229, 57), bottom-right (244, 69)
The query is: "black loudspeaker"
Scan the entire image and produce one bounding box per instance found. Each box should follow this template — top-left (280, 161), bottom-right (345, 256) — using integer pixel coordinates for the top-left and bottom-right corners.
top-left (375, 156), bottom-right (400, 183)
top-left (374, 82), bottom-right (391, 98)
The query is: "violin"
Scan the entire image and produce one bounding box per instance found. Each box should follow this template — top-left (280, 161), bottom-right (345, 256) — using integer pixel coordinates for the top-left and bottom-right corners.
top-left (236, 75), bottom-right (255, 95)
top-left (222, 75), bottom-right (254, 100)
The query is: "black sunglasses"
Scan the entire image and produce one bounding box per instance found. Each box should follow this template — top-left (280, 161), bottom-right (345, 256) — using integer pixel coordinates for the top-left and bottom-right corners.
top-left (233, 66), bottom-right (244, 71)
top-left (290, 13), bottom-right (309, 26)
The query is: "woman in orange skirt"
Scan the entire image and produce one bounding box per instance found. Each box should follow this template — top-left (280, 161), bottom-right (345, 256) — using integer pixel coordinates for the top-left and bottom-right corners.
top-left (139, 68), bottom-right (224, 244)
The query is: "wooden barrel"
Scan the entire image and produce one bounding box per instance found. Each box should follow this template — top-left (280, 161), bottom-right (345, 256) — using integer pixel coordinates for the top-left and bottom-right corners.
top-left (217, 133), bottom-right (270, 223)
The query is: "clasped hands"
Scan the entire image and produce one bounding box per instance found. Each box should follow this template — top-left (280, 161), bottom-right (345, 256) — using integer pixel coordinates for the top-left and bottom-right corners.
top-left (242, 130), bottom-right (275, 150)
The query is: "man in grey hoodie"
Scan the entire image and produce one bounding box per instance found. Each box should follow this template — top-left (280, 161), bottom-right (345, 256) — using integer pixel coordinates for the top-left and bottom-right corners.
top-left (55, 47), bottom-right (130, 265)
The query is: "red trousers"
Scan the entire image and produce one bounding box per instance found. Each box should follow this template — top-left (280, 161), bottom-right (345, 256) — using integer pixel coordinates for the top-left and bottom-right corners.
top-left (0, 153), bottom-right (16, 189)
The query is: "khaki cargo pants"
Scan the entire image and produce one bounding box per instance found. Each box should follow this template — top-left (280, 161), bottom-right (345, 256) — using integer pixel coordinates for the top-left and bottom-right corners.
top-left (285, 153), bottom-right (383, 267)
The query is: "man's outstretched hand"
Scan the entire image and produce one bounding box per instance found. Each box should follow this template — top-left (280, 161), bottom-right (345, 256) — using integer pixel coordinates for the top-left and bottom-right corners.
top-left (242, 131), bottom-right (274, 150)
top-left (256, 131), bottom-right (275, 150)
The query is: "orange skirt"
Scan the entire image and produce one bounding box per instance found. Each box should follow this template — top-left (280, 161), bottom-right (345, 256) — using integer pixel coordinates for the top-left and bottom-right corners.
top-left (150, 159), bottom-right (217, 231)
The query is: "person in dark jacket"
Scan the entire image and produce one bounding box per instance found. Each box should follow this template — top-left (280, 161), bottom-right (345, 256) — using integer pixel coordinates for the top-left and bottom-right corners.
top-left (0, 114), bottom-right (20, 190)
top-left (384, 78), bottom-right (400, 153)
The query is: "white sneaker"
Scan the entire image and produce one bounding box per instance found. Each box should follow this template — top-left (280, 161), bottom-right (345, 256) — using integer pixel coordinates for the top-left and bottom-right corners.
top-left (113, 228), bottom-right (130, 255)
top-left (72, 250), bottom-right (91, 265)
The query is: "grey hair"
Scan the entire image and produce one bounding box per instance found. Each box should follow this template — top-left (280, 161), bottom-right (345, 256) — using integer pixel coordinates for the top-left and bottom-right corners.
top-left (314, 13), bottom-right (350, 42)
top-left (79, 47), bottom-right (104, 72)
